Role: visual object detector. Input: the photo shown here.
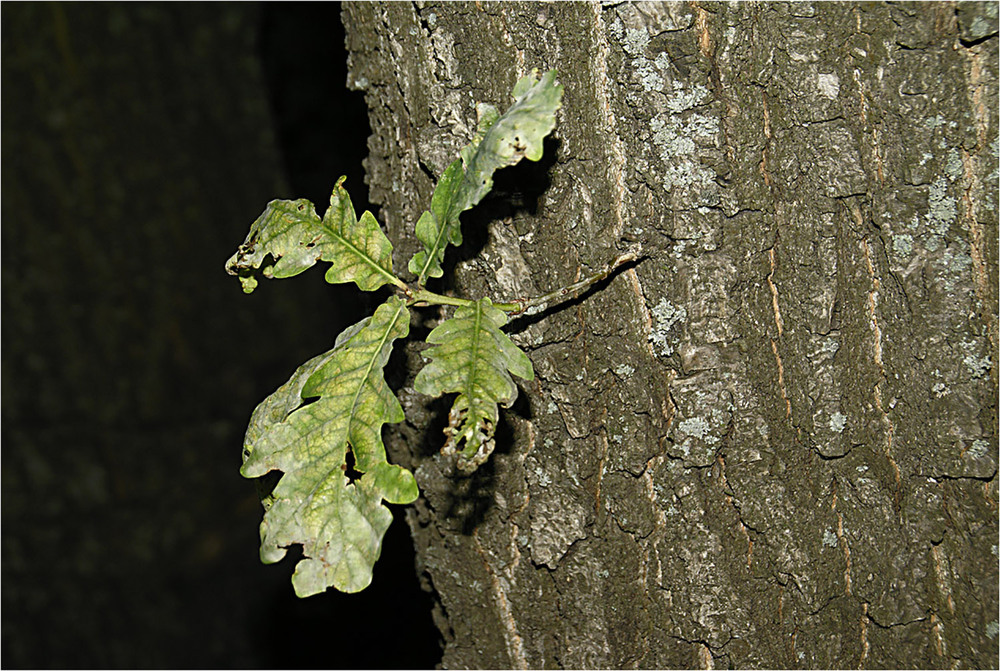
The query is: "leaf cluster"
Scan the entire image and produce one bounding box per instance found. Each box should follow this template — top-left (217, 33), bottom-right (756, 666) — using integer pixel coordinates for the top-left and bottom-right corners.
top-left (225, 70), bottom-right (563, 596)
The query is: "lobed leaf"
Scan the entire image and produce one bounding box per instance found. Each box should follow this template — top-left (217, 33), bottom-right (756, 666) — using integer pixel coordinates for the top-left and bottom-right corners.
top-left (409, 69), bottom-right (563, 282)
top-left (240, 297), bottom-right (416, 596)
top-left (225, 176), bottom-right (399, 293)
top-left (414, 298), bottom-right (534, 472)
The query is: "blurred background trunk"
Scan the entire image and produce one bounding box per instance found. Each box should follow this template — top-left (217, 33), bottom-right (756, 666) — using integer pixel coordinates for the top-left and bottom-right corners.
top-left (343, 2), bottom-right (998, 668)
top-left (1, 4), bottom-right (439, 667)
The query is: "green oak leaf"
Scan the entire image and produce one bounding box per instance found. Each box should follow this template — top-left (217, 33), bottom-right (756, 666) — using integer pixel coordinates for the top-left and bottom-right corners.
top-left (225, 176), bottom-right (399, 293)
top-left (240, 297), bottom-right (416, 596)
top-left (409, 69), bottom-right (563, 282)
top-left (414, 298), bottom-right (534, 472)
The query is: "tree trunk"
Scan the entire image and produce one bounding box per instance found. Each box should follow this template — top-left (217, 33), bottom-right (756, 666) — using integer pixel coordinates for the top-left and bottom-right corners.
top-left (343, 2), bottom-right (998, 668)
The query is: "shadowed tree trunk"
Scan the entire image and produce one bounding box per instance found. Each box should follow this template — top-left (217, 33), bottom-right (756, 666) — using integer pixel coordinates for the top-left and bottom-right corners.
top-left (343, 2), bottom-right (997, 668)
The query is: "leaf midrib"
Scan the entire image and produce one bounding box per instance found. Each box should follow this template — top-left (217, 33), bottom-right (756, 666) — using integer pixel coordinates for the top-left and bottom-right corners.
top-left (325, 224), bottom-right (398, 287)
top-left (463, 301), bottom-right (483, 417)
top-left (288, 301), bottom-right (405, 534)
top-left (417, 185), bottom-right (465, 283)
top-left (348, 301), bottom-right (405, 442)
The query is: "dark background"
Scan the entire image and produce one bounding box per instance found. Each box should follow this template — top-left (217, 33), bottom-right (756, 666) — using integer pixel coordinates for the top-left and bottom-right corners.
top-left (2, 3), bottom-right (441, 668)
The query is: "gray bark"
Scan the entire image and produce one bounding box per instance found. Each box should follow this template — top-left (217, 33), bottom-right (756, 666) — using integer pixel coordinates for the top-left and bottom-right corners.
top-left (343, 2), bottom-right (998, 668)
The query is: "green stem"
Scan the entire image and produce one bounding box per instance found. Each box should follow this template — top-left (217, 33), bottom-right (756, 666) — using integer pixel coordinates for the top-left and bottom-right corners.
top-left (493, 246), bottom-right (643, 316)
top-left (406, 287), bottom-right (476, 309)
top-left (389, 275), bottom-right (410, 292)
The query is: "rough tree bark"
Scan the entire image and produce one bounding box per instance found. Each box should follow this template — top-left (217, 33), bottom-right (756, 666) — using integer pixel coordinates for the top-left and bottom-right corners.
top-left (343, 2), bottom-right (998, 668)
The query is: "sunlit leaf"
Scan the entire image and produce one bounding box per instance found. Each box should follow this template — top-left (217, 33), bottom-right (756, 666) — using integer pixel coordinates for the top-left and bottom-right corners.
top-left (241, 297), bottom-right (416, 596)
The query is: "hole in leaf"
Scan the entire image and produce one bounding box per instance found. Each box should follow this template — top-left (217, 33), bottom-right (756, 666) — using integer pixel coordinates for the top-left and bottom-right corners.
top-left (343, 449), bottom-right (363, 483)
top-left (255, 469), bottom-right (282, 503)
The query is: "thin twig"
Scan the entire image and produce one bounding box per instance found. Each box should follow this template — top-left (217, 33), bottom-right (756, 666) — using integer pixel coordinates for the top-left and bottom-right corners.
top-left (494, 244), bottom-right (644, 316)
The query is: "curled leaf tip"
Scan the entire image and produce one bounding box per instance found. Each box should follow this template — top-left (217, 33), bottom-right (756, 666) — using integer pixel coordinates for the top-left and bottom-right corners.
top-left (415, 298), bottom-right (533, 472)
top-left (225, 181), bottom-right (398, 293)
top-left (408, 68), bottom-right (563, 283)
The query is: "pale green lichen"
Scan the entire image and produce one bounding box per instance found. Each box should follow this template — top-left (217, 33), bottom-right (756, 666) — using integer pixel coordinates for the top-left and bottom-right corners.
top-left (610, 18), bottom-right (670, 95)
top-left (649, 298), bottom-right (686, 356)
top-left (970, 15), bottom-right (995, 37)
top-left (677, 417), bottom-right (720, 449)
top-left (925, 177), bottom-right (957, 251)
top-left (899, 175), bottom-right (956, 256)
top-left (963, 353), bottom-right (992, 379)
top-left (678, 417), bottom-right (710, 439)
top-left (650, 113), bottom-right (717, 190)
top-left (622, 26), bottom-right (650, 57)
top-left (829, 412), bottom-right (847, 433)
top-left (987, 620), bottom-right (999, 640)
top-left (935, 244), bottom-right (975, 294)
top-left (637, 61), bottom-right (664, 92)
top-left (941, 245), bottom-right (973, 273)
top-left (892, 234), bottom-right (914, 259)
top-left (968, 439), bottom-right (990, 459)
top-left (822, 529), bottom-right (839, 548)
top-left (614, 363), bottom-right (635, 378)
top-left (924, 115), bottom-right (953, 130)
top-left (945, 148), bottom-right (964, 181)
top-left (666, 81), bottom-right (711, 113)
top-left (610, 17), bottom-right (720, 197)
top-left (650, 83), bottom-right (719, 193)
